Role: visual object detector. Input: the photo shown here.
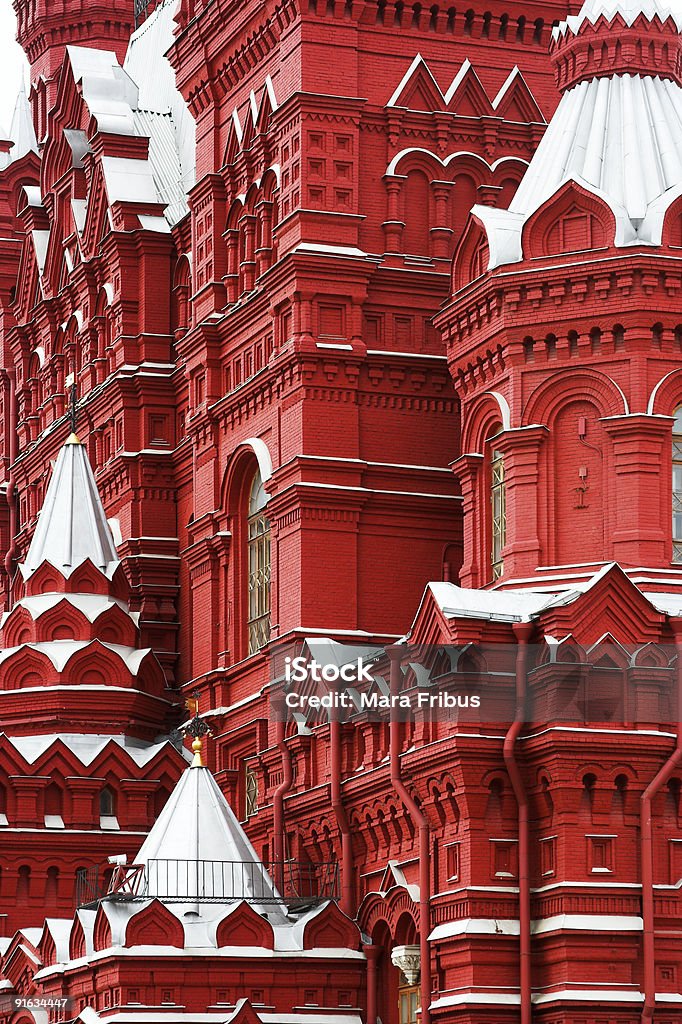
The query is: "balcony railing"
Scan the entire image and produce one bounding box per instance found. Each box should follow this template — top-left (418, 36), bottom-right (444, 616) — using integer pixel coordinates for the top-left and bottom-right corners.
top-left (76, 859), bottom-right (339, 910)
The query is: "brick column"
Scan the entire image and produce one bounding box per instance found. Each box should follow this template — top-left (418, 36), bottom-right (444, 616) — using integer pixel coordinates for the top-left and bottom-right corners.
top-left (67, 777), bottom-right (104, 829)
top-left (495, 425), bottom-right (549, 579)
top-left (11, 776), bottom-right (48, 827)
top-left (601, 413), bottom-right (672, 565)
top-left (451, 453), bottom-right (484, 588)
top-left (120, 779), bottom-right (158, 829)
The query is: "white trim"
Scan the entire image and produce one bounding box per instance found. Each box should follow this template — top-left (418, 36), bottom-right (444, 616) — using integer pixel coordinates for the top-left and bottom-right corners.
top-left (485, 390), bottom-right (511, 430)
top-left (241, 437), bottom-right (274, 483)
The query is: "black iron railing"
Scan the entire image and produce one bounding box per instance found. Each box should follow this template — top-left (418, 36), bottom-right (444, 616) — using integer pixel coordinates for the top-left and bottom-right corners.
top-left (76, 859), bottom-right (339, 910)
top-left (134, 0), bottom-right (157, 27)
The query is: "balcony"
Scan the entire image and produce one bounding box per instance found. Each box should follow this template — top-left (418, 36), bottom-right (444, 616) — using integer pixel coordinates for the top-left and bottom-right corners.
top-left (76, 859), bottom-right (339, 911)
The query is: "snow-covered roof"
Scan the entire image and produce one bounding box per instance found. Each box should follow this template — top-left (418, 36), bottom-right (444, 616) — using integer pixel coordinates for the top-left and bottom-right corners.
top-left (556, 0), bottom-right (682, 33)
top-left (509, 74), bottom-right (682, 225)
top-left (472, 0), bottom-right (682, 269)
top-left (1, 593), bottom-right (137, 627)
top-left (0, 639), bottom-right (152, 675)
top-left (2, 732), bottom-right (185, 768)
top-left (134, 763), bottom-right (281, 912)
top-left (20, 436), bottom-right (119, 580)
top-left (423, 563), bottom-right (681, 625)
top-left (123, 0), bottom-right (195, 223)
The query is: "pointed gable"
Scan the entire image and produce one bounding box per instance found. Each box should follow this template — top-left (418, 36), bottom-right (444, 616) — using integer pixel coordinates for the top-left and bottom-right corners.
top-left (444, 60), bottom-right (493, 117)
top-left (387, 54), bottom-right (446, 112)
top-left (538, 564), bottom-right (666, 645)
top-left (491, 67), bottom-right (546, 123)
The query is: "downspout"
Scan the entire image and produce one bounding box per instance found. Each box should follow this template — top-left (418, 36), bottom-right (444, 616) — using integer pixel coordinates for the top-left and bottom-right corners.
top-left (503, 621), bottom-right (534, 1024)
top-left (330, 713), bottom-right (355, 917)
top-left (273, 720), bottom-right (293, 894)
top-left (4, 369), bottom-right (17, 601)
top-left (363, 943), bottom-right (380, 1024)
top-left (388, 647), bottom-right (431, 1024)
top-left (641, 616), bottom-right (682, 1022)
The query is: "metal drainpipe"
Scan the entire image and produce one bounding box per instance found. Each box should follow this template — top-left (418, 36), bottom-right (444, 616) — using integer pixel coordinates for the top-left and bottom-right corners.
top-left (273, 720), bottom-right (293, 894)
top-left (363, 943), bottom-right (381, 1024)
top-left (330, 714), bottom-right (355, 917)
top-left (641, 617), bottom-right (682, 1022)
top-left (4, 369), bottom-right (17, 598)
top-left (503, 621), bottom-right (534, 1024)
top-left (388, 647), bottom-right (431, 1024)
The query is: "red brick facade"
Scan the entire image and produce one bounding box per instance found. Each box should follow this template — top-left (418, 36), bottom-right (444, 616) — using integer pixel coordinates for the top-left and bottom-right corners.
top-left (0, 0), bottom-right (681, 1021)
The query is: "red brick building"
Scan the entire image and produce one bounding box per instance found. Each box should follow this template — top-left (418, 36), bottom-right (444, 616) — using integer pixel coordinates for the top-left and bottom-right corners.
top-left (0, 0), bottom-right (682, 1020)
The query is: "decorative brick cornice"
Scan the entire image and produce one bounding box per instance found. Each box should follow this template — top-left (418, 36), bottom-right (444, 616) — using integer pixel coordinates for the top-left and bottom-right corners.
top-left (550, 13), bottom-right (682, 92)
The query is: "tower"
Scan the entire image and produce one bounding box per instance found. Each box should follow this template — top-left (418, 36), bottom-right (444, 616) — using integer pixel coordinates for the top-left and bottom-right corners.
top-left (437, 0), bottom-right (682, 594)
top-left (0, 428), bottom-right (184, 932)
top-left (13, 0), bottom-right (134, 132)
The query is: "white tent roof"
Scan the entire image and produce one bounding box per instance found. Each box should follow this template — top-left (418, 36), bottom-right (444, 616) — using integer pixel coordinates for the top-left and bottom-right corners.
top-left (135, 763), bottom-right (280, 911)
top-left (21, 436), bottom-right (119, 580)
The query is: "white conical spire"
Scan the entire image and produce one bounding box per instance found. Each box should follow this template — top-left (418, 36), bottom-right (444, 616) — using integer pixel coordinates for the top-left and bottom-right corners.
top-left (9, 79), bottom-right (37, 163)
top-left (21, 436), bottom-right (119, 580)
top-left (134, 762), bottom-right (281, 910)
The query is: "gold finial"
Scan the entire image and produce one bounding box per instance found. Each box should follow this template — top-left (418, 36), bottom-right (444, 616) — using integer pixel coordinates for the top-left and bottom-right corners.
top-left (183, 692), bottom-right (211, 769)
top-left (65, 431), bottom-right (82, 445)
top-left (191, 736), bottom-right (204, 768)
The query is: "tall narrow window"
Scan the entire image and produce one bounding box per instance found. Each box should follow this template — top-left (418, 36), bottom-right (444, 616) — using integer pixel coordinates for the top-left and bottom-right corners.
top-left (674, 408), bottom-right (682, 562)
top-left (398, 981), bottom-right (420, 1024)
top-left (489, 428), bottom-right (506, 580)
top-left (247, 470), bottom-right (271, 653)
top-left (245, 765), bottom-right (258, 818)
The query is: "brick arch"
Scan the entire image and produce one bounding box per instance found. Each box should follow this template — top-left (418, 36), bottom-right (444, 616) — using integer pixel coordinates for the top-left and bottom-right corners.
top-left (63, 643), bottom-right (130, 688)
top-left (302, 901), bottom-right (360, 950)
top-left (93, 905), bottom-right (113, 951)
top-left (66, 559), bottom-right (110, 595)
top-left (359, 886), bottom-right (418, 938)
top-left (386, 147), bottom-right (450, 178)
top-left (215, 901), bottom-right (274, 949)
top-left (522, 180), bottom-right (617, 259)
top-left (125, 900), bottom-right (184, 948)
top-left (24, 563), bottom-right (64, 597)
top-left (522, 368), bottom-right (628, 426)
top-left (220, 437), bottom-right (274, 512)
top-left (660, 188), bottom-right (682, 247)
top-left (0, 647), bottom-right (54, 690)
top-left (38, 930), bottom-right (56, 967)
top-left (631, 641), bottom-right (670, 669)
top-left (461, 391), bottom-right (509, 453)
top-left (69, 916), bottom-right (87, 960)
top-left (226, 196), bottom-right (245, 232)
top-left (452, 215), bottom-right (489, 292)
top-left (35, 601), bottom-right (88, 642)
top-left (1, 606), bottom-right (34, 647)
top-left (260, 166), bottom-right (280, 201)
top-left (647, 367), bottom-right (682, 417)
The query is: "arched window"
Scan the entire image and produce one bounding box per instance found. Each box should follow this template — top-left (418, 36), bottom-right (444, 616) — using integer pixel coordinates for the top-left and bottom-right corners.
top-left (46, 866), bottom-right (59, 900)
top-left (45, 782), bottom-right (64, 828)
top-left (673, 407), bottom-right (682, 562)
top-left (487, 425), bottom-right (506, 580)
top-left (247, 470), bottom-right (271, 653)
top-left (99, 786), bottom-right (118, 828)
top-left (17, 865), bottom-right (30, 898)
